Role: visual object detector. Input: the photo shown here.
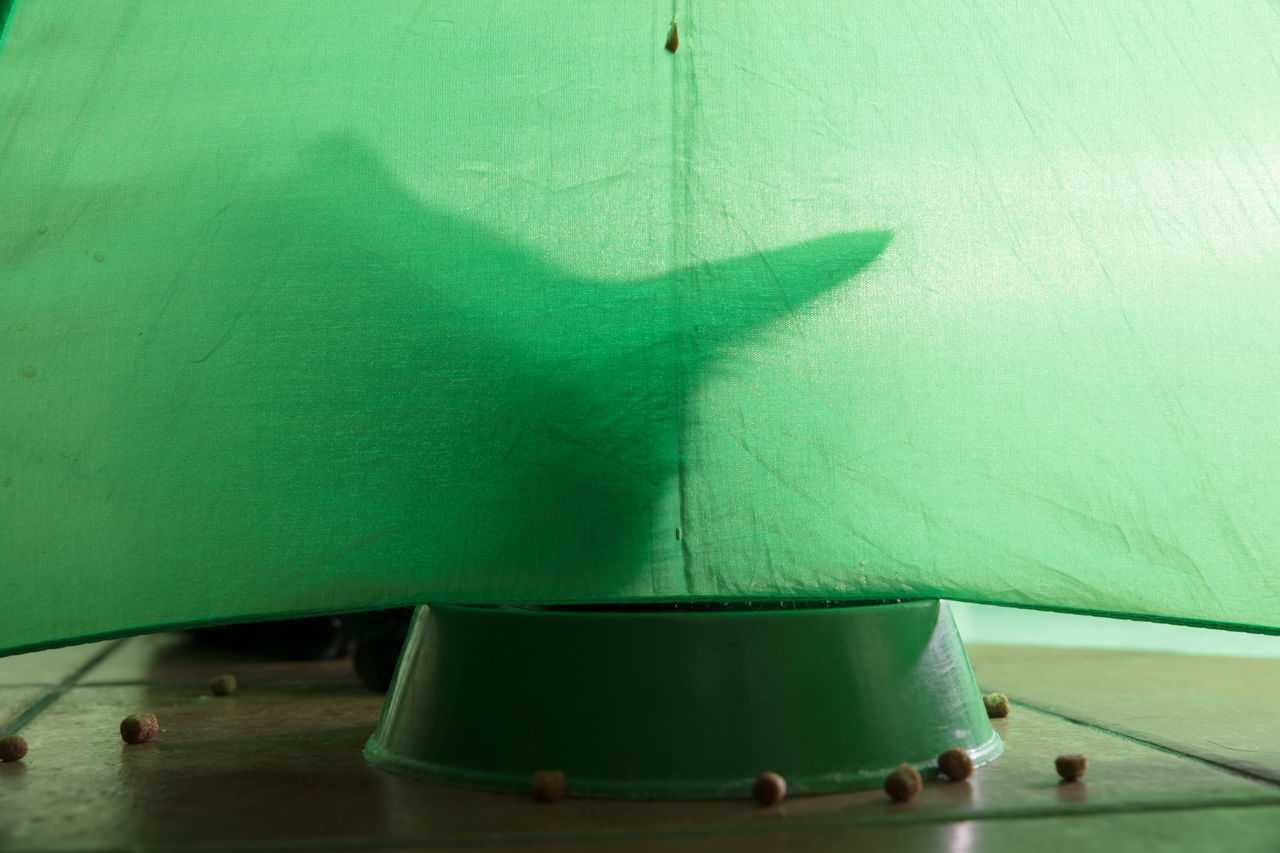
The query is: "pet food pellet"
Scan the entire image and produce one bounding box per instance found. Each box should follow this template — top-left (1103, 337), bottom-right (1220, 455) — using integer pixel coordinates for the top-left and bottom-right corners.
top-left (983, 692), bottom-right (1010, 718)
top-left (532, 769), bottom-right (566, 802)
top-left (120, 713), bottom-right (159, 745)
top-left (665, 21), bottom-right (679, 53)
top-left (884, 764), bottom-right (922, 802)
top-left (209, 674), bottom-right (237, 696)
top-left (937, 747), bottom-right (973, 781)
top-left (1055, 754), bottom-right (1087, 781)
top-left (753, 771), bottom-right (787, 806)
top-left (0, 735), bottom-right (28, 762)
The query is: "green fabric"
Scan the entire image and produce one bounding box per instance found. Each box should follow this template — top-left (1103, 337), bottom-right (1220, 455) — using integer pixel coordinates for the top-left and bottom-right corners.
top-left (3, 1), bottom-right (1279, 653)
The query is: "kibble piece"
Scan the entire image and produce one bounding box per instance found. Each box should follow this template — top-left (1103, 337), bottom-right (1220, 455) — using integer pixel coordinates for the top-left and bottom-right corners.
top-left (0, 735), bottom-right (28, 762)
top-left (1055, 754), bottom-right (1087, 781)
top-left (209, 674), bottom-right (237, 696)
top-left (937, 747), bottom-right (973, 781)
top-left (884, 764), bottom-right (922, 802)
top-left (120, 713), bottom-right (159, 745)
top-left (532, 769), bottom-right (566, 802)
top-left (983, 692), bottom-right (1010, 718)
top-left (753, 771), bottom-right (787, 806)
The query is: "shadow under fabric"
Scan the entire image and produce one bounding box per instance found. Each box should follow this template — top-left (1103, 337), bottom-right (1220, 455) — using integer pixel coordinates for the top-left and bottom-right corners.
top-left (3, 1), bottom-right (1280, 795)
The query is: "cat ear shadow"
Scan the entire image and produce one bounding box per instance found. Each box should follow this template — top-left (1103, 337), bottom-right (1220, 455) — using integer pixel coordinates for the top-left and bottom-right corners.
top-left (630, 229), bottom-right (893, 356)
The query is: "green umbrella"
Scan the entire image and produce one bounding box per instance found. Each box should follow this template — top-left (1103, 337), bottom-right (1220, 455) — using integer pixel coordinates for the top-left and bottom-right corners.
top-left (3, 0), bottom-right (1279, 659)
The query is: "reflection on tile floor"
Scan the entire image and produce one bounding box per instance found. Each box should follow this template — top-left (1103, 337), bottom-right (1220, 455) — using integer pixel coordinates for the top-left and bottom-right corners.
top-left (1, 635), bottom-right (1278, 851)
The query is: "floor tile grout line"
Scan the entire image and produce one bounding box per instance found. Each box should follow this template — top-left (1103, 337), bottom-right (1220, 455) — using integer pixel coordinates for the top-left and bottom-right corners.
top-left (410, 798), bottom-right (1280, 851)
top-left (9, 677), bottom-right (367, 689)
top-left (0, 639), bottom-right (128, 736)
top-left (31, 797), bottom-right (1280, 853)
top-left (1007, 697), bottom-right (1280, 790)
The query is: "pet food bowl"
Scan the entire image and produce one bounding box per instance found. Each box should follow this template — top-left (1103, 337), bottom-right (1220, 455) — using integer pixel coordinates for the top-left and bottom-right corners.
top-left (365, 598), bottom-right (1000, 797)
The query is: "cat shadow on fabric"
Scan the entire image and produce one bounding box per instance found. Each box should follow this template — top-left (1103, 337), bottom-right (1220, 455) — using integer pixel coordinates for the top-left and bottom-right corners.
top-left (61, 136), bottom-right (893, 603)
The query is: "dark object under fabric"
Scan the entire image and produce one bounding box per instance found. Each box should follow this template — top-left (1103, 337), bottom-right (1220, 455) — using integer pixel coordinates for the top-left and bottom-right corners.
top-left (351, 609), bottom-right (415, 692)
top-left (193, 617), bottom-right (353, 662)
top-left (3, 1), bottom-right (1280, 655)
top-left (193, 611), bottom-right (410, 689)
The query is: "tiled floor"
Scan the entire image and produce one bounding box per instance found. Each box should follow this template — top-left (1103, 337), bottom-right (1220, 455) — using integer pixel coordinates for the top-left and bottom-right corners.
top-left (1, 634), bottom-right (1278, 851)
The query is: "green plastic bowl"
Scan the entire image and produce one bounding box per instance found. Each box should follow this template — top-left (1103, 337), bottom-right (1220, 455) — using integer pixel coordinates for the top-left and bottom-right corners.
top-left (365, 599), bottom-right (1000, 798)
